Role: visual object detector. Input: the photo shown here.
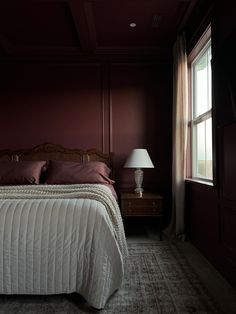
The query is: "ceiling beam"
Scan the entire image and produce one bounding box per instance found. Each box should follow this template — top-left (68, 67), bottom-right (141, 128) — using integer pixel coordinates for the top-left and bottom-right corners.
top-left (68, 0), bottom-right (96, 53)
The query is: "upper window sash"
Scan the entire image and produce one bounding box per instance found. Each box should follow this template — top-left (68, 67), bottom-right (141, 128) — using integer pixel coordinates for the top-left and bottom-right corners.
top-left (188, 26), bottom-right (211, 64)
top-left (191, 41), bottom-right (212, 120)
top-left (191, 40), bottom-right (211, 67)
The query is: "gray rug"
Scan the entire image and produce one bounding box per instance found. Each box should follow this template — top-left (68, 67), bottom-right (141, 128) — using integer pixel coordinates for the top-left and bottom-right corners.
top-left (0, 242), bottom-right (222, 314)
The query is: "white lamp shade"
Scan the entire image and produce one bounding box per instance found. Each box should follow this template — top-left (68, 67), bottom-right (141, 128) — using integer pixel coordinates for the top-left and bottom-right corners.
top-left (124, 149), bottom-right (154, 168)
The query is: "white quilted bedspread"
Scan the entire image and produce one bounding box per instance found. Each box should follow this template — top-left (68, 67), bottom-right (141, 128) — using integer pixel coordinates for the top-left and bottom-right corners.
top-left (0, 184), bottom-right (128, 309)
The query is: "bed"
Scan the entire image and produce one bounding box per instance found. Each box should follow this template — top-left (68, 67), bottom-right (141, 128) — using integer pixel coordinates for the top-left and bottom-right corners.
top-left (0, 143), bottom-right (128, 309)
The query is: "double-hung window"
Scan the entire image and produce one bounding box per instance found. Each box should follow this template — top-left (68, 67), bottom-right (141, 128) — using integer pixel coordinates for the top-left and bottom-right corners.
top-left (188, 27), bottom-right (213, 182)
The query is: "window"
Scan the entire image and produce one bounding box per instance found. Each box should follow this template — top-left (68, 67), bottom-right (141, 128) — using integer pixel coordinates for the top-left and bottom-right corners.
top-left (188, 27), bottom-right (213, 182)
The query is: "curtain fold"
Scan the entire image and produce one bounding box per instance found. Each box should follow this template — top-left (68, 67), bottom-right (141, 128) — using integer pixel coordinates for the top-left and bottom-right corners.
top-left (166, 34), bottom-right (188, 239)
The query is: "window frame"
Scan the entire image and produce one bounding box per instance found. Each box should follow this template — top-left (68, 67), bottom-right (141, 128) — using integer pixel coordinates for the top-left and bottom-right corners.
top-left (187, 25), bottom-right (214, 184)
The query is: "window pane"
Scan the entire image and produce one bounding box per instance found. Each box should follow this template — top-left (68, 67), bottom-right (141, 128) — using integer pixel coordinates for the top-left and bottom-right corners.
top-left (193, 46), bottom-right (212, 117)
top-left (196, 121), bottom-right (206, 177)
top-left (206, 118), bottom-right (213, 179)
top-left (194, 118), bottom-right (213, 179)
top-left (208, 48), bottom-right (212, 108)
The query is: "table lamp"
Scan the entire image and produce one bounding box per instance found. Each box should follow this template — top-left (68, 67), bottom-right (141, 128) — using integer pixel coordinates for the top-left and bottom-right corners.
top-left (124, 148), bottom-right (154, 194)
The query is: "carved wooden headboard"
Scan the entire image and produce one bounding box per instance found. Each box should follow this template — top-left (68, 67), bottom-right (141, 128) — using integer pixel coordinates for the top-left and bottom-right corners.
top-left (0, 143), bottom-right (114, 172)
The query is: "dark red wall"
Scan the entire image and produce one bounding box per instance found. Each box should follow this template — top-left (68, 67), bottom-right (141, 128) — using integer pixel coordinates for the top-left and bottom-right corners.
top-left (186, 183), bottom-right (219, 251)
top-left (0, 60), bottom-right (172, 221)
top-left (186, 0), bottom-right (236, 288)
top-left (1, 64), bottom-right (103, 149)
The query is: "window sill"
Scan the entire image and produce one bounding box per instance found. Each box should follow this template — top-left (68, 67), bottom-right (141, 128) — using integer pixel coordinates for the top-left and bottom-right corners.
top-left (185, 178), bottom-right (214, 186)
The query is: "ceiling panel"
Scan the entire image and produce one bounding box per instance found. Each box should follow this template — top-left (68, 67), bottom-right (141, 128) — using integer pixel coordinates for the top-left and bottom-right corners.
top-left (91, 0), bottom-right (180, 46)
top-left (0, 0), bottom-right (199, 60)
top-left (0, 1), bottom-right (80, 49)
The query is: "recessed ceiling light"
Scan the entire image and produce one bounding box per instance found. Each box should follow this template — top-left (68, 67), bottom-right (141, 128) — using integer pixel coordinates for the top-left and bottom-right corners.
top-left (129, 22), bottom-right (136, 28)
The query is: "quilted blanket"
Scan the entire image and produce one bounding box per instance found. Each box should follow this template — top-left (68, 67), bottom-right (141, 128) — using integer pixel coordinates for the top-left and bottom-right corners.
top-left (0, 184), bottom-right (128, 309)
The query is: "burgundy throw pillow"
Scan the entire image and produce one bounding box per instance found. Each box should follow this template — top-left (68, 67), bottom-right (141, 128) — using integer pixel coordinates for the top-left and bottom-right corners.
top-left (0, 160), bottom-right (47, 185)
top-left (45, 160), bottom-right (114, 185)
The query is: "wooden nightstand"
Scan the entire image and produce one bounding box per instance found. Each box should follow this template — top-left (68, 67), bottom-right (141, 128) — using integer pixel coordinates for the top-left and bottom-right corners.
top-left (120, 192), bottom-right (163, 240)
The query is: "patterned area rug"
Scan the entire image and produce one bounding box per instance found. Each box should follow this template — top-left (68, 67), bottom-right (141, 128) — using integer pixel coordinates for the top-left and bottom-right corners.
top-left (0, 242), bottom-right (222, 314)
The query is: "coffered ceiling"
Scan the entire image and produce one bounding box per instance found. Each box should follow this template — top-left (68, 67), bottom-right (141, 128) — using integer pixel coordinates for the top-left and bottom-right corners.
top-left (0, 0), bottom-right (199, 60)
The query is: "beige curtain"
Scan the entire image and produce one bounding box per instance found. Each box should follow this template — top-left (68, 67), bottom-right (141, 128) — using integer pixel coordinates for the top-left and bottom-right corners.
top-left (166, 34), bottom-right (188, 239)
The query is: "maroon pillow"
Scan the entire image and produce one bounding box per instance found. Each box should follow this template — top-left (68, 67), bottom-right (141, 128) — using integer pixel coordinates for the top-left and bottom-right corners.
top-left (0, 160), bottom-right (47, 185)
top-left (45, 160), bottom-right (114, 185)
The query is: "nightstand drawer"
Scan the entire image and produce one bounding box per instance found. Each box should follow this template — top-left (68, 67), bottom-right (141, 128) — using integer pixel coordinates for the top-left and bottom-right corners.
top-left (121, 199), bottom-right (162, 216)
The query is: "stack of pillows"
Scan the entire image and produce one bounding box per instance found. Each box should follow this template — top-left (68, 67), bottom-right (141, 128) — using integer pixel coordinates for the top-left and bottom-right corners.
top-left (0, 160), bottom-right (114, 186)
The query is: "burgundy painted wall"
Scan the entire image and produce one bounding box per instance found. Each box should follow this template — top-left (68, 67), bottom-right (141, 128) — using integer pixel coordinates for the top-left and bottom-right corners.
top-left (186, 0), bottom-right (236, 288)
top-left (186, 182), bottom-right (221, 267)
top-left (0, 64), bottom-right (103, 149)
top-left (0, 60), bottom-right (172, 223)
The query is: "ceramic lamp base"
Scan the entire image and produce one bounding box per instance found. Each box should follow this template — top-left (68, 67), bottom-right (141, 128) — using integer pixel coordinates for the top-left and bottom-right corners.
top-left (134, 168), bottom-right (144, 193)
